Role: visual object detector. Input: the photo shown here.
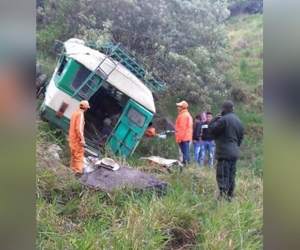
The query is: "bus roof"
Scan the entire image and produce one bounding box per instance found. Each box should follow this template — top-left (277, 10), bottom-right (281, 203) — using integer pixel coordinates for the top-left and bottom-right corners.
top-left (64, 39), bottom-right (156, 113)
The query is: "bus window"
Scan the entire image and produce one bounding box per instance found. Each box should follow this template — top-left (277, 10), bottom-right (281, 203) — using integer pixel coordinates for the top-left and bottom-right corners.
top-left (127, 107), bottom-right (146, 127)
top-left (57, 56), bottom-right (67, 76)
top-left (70, 66), bottom-right (99, 98)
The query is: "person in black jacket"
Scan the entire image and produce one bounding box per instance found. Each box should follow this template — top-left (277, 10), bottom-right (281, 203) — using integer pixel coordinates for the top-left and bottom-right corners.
top-left (192, 115), bottom-right (202, 164)
top-left (208, 100), bottom-right (244, 202)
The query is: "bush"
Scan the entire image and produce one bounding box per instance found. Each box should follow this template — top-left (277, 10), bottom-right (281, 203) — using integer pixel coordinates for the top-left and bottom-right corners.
top-left (231, 86), bottom-right (248, 103)
top-left (229, 0), bottom-right (263, 16)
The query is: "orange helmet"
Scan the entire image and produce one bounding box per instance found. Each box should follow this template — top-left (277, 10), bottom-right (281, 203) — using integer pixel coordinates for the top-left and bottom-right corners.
top-left (79, 100), bottom-right (90, 109)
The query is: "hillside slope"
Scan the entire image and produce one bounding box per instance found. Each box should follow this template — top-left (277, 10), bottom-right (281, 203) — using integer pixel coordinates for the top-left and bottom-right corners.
top-left (226, 14), bottom-right (263, 141)
top-left (36, 14), bottom-right (263, 249)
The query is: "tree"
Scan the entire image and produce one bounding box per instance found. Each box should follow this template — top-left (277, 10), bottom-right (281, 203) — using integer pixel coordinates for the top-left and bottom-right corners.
top-left (228, 0), bottom-right (263, 16)
top-left (37, 0), bottom-right (232, 108)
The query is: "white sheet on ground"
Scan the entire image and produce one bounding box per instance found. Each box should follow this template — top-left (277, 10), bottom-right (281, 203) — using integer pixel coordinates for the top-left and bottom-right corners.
top-left (140, 156), bottom-right (183, 168)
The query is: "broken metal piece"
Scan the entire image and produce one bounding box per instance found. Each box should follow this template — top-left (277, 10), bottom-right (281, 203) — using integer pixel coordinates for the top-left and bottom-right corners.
top-left (94, 157), bottom-right (120, 171)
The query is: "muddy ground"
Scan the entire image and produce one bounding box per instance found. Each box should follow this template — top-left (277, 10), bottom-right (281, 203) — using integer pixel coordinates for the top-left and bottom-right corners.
top-left (80, 165), bottom-right (168, 195)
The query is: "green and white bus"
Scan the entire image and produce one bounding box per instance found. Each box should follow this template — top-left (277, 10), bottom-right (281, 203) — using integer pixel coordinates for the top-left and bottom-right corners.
top-left (40, 38), bottom-right (166, 158)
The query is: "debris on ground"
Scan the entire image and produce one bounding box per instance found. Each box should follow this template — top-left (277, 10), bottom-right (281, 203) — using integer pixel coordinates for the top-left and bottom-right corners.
top-left (86, 156), bottom-right (99, 165)
top-left (83, 149), bottom-right (100, 173)
top-left (140, 156), bottom-right (183, 170)
top-left (156, 130), bottom-right (175, 139)
top-left (144, 114), bottom-right (175, 140)
top-left (83, 157), bottom-right (95, 173)
top-left (94, 157), bottom-right (120, 171)
top-left (46, 144), bottom-right (62, 160)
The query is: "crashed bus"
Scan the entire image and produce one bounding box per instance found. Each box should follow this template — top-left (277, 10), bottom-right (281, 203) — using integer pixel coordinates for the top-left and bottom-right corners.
top-left (39, 38), bottom-right (166, 158)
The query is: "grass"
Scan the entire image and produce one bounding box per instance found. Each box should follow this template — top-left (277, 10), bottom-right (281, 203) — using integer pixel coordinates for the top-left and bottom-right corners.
top-left (37, 146), bottom-right (262, 249)
top-left (36, 13), bottom-right (263, 250)
top-left (37, 112), bottom-right (263, 249)
top-left (226, 14), bottom-right (263, 107)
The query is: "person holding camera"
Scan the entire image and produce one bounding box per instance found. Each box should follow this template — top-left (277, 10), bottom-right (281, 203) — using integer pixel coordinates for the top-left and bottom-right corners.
top-left (208, 100), bottom-right (244, 202)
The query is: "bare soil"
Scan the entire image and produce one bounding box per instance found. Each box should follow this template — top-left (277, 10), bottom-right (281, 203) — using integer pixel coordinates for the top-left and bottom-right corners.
top-left (80, 165), bottom-right (168, 195)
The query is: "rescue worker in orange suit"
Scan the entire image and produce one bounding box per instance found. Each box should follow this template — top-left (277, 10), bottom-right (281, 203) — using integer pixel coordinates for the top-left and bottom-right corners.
top-left (175, 101), bottom-right (193, 172)
top-left (69, 100), bottom-right (90, 177)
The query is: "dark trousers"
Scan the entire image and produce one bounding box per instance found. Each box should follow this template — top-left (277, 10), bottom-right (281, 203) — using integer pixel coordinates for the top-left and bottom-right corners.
top-left (216, 159), bottom-right (237, 197)
top-left (179, 141), bottom-right (191, 165)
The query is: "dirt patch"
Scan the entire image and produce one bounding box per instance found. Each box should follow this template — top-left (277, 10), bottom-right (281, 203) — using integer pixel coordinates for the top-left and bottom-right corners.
top-left (80, 166), bottom-right (168, 195)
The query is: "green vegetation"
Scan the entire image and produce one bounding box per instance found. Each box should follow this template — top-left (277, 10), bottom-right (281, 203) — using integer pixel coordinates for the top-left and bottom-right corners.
top-left (37, 0), bottom-right (233, 109)
top-left (37, 133), bottom-right (262, 249)
top-left (36, 2), bottom-right (263, 248)
top-left (228, 0), bottom-right (263, 16)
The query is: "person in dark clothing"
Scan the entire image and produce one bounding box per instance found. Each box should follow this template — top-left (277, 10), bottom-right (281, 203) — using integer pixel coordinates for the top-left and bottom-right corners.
top-left (192, 115), bottom-right (202, 163)
top-left (102, 118), bottom-right (113, 138)
top-left (199, 112), bottom-right (215, 168)
top-left (208, 100), bottom-right (244, 202)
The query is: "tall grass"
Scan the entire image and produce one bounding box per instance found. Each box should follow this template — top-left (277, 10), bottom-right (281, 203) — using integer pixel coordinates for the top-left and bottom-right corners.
top-left (37, 112), bottom-right (262, 249)
top-left (37, 148), bottom-right (262, 249)
top-left (226, 14), bottom-right (263, 113)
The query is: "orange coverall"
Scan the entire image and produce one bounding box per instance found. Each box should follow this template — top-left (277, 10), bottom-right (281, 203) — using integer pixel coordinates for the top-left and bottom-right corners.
top-left (69, 109), bottom-right (86, 173)
top-left (175, 108), bottom-right (193, 143)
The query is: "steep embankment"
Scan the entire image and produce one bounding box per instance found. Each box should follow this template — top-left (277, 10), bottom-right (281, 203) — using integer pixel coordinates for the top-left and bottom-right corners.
top-left (36, 14), bottom-right (263, 249)
top-left (227, 14), bottom-right (263, 140)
